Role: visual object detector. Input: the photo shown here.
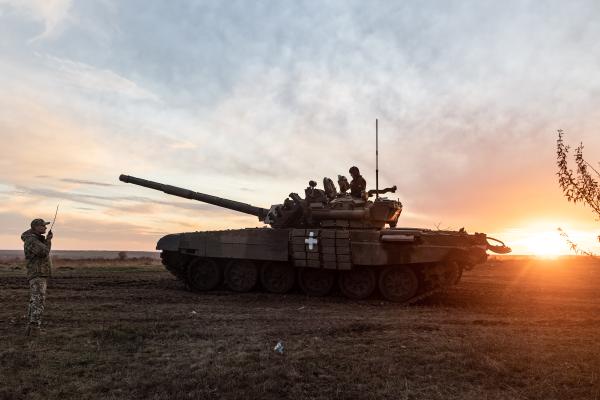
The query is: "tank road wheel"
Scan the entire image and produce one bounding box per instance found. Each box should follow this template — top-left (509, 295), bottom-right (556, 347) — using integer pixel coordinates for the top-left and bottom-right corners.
top-left (454, 264), bottom-right (464, 284)
top-left (225, 260), bottom-right (258, 292)
top-left (378, 266), bottom-right (419, 303)
top-left (188, 258), bottom-right (222, 291)
top-left (298, 268), bottom-right (335, 297)
top-left (444, 261), bottom-right (461, 286)
top-left (260, 262), bottom-right (295, 294)
top-left (338, 268), bottom-right (376, 300)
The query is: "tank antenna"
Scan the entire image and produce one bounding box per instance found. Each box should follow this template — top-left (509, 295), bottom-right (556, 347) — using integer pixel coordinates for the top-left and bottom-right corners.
top-left (375, 118), bottom-right (379, 199)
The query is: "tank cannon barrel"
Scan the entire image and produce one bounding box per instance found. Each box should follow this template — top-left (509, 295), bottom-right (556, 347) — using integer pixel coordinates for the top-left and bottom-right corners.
top-left (119, 175), bottom-right (269, 221)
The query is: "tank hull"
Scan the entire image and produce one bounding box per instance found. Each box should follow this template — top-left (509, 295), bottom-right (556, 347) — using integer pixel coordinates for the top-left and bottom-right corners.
top-left (158, 227), bottom-right (489, 302)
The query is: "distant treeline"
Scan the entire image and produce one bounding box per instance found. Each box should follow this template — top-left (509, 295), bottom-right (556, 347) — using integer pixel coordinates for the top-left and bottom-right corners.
top-left (0, 250), bottom-right (160, 261)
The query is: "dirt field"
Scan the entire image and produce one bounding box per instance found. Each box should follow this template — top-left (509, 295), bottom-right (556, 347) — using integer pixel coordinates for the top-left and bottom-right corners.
top-left (1, 257), bottom-right (599, 400)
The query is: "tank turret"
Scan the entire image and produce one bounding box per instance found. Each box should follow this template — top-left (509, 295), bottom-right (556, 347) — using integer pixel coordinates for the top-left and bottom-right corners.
top-left (119, 174), bottom-right (402, 230)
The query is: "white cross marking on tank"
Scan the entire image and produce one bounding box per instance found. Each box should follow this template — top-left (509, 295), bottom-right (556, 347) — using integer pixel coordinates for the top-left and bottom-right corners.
top-left (305, 232), bottom-right (318, 250)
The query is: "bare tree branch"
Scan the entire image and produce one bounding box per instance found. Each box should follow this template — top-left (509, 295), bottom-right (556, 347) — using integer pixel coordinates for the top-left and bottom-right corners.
top-left (556, 130), bottom-right (600, 218)
top-left (557, 228), bottom-right (598, 257)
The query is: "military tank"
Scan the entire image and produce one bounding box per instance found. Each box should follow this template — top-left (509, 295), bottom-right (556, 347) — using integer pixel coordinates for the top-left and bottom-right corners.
top-left (119, 174), bottom-right (510, 303)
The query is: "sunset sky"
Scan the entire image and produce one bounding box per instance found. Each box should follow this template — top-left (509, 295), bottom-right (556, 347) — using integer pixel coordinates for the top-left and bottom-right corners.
top-left (1, 1), bottom-right (599, 255)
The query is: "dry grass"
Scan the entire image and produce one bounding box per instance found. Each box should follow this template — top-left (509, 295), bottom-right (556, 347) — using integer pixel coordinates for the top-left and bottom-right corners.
top-left (1, 258), bottom-right (599, 399)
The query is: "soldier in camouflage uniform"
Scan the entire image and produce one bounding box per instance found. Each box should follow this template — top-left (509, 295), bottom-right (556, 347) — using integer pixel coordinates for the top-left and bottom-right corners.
top-left (349, 166), bottom-right (367, 199)
top-left (21, 218), bottom-right (53, 336)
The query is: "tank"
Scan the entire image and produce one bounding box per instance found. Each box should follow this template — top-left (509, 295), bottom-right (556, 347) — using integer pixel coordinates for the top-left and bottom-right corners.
top-left (119, 174), bottom-right (511, 303)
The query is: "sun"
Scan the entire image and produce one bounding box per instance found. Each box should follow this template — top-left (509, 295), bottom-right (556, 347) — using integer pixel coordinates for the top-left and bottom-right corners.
top-left (524, 231), bottom-right (566, 258)
top-left (499, 222), bottom-right (597, 257)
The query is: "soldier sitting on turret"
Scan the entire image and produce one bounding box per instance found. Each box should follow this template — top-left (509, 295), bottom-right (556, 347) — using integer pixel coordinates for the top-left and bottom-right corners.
top-left (349, 166), bottom-right (366, 199)
top-left (337, 175), bottom-right (350, 194)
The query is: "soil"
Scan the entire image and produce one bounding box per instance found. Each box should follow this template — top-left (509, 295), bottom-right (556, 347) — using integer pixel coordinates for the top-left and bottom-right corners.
top-left (1, 257), bottom-right (599, 399)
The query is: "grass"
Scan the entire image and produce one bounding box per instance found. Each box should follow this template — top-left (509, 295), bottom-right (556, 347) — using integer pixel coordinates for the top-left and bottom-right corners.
top-left (0, 258), bottom-right (599, 399)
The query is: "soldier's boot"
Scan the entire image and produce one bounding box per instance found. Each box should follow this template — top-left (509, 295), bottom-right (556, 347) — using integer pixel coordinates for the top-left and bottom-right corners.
top-left (25, 323), bottom-right (44, 337)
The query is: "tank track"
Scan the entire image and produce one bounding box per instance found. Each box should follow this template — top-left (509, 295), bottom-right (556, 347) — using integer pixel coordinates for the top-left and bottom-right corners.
top-left (401, 286), bottom-right (446, 305)
top-left (160, 251), bottom-right (463, 303)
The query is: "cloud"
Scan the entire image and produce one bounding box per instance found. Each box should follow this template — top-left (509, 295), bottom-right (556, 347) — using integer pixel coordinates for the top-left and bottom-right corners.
top-left (0, 97), bottom-right (108, 185)
top-left (12, 184), bottom-right (228, 214)
top-left (0, 0), bottom-right (73, 41)
top-left (2, 1), bottom-right (600, 250)
top-left (59, 178), bottom-right (115, 187)
top-left (39, 54), bottom-right (161, 101)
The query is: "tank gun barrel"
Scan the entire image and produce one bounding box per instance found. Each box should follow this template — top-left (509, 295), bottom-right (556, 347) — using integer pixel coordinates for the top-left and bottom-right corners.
top-left (119, 175), bottom-right (269, 221)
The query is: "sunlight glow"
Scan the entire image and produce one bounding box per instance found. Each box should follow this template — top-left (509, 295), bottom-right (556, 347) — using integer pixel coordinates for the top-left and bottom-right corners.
top-left (523, 231), bottom-right (565, 258)
top-left (493, 223), bottom-right (591, 257)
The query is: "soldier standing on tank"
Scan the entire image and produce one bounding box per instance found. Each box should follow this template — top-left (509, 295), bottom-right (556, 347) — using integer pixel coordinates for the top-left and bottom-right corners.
top-left (349, 166), bottom-right (366, 199)
top-left (21, 218), bottom-right (53, 336)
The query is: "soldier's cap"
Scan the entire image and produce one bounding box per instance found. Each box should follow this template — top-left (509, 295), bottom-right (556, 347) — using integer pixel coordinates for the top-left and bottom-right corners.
top-left (349, 166), bottom-right (360, 174)
top-left (30, 218), bottom-right (51, 228)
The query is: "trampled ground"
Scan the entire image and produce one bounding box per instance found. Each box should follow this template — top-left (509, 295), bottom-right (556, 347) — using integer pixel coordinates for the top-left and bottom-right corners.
top-left (1, 257), bottom-right (599, 399)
